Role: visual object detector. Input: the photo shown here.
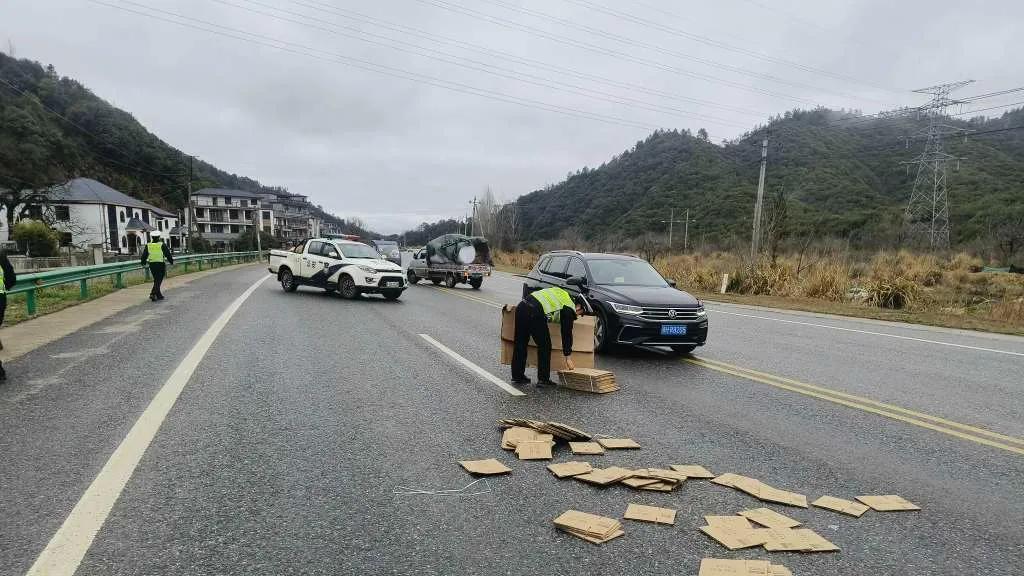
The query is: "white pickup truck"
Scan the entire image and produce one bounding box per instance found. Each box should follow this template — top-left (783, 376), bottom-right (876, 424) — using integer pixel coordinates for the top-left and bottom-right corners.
top-left (269, 238), bottom-right (407, 300)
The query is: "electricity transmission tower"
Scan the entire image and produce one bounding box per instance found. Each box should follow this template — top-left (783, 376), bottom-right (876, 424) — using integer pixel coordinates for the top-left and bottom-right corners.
top-left (902, 80), bottom-right (973, 249)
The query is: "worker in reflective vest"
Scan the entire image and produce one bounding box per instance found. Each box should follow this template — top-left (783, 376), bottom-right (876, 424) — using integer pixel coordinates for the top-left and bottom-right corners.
top-left (0, 250), bottom-right (16, 381)
top-left (140, 231), bottom-right (173, 301)
top-left (511, 285), bottom-right (583, 386)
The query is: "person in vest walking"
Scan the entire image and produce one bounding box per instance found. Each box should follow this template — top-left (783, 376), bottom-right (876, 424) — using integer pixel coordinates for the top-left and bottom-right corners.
top-left (511, 285), bottom-right (584, 386)
top-left (0, 251), bottom-right (16, 381)
top-left (140, 231), bottom-right (173, 301)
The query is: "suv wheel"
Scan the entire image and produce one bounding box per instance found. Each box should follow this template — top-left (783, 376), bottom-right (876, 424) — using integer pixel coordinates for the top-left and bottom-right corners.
top-left (594, 308), bottom-right (612, 353)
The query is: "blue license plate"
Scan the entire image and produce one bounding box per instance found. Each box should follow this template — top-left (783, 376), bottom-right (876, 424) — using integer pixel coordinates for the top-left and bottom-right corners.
top-left (660, 324), bottom-right (687, 336)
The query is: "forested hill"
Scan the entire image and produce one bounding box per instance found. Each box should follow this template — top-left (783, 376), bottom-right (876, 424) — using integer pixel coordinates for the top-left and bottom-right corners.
top-left (0, 53), bottom-right (287, 211)
top-left (514, 107), bottom-right (1024, 249)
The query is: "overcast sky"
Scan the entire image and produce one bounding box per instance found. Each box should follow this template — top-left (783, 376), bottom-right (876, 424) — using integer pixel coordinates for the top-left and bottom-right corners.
top-left (3, 0), bottom-right (1022, 233)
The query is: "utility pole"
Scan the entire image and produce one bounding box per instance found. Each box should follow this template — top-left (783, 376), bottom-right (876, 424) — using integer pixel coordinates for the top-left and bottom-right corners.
top-left (469, 196), bottom-right (480, 236)
top-left (253, 207), bottom-right (262, 255)
top-left (185, 155), bottom-right (193, 253)
top-left (682, 208), bottom-right (696, 253)
top-left (902, 80), bottom-right (973, 249)
top-left (660, 207), bottom-right (685, 249)
top-left (751, 135), bottom-right (768, 262)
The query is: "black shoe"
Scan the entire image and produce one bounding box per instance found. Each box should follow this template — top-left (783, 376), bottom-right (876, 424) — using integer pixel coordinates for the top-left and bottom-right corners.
top-left (149, 294), bottom-right (157, 301)
top-left (536, 379), bottom-right (558, 387)
top-left (157, 295), bottom-right (165, 300)
top-left (0, 365), bottom-right (7, 382)
top-left (511, 376), bottom-right (531, 385)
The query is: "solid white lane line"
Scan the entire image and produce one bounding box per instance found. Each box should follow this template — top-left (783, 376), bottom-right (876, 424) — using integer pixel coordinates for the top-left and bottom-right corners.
top-left (708, 308), bottom-right (1024, 357)
top-left (419, 333), bottom-right (526, 397)
top-left (26, 276), bottom-right (270, 576)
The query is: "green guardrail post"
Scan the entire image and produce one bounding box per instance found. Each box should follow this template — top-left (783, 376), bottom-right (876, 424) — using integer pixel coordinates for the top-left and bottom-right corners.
top-left (115, 272), bottom-right (123, 288)
top-left (80, 278), bottom-right (88, 300)
top-left (199, 260), bottom-right (203, 271)
top-left (26, 288), bottom-right (36, 315)
top-left (184, 262), bottom-right (190, 273)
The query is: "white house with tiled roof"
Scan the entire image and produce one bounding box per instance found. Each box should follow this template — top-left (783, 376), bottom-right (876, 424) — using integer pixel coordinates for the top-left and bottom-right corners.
top-left (0, 178), bottom-right (180, 254)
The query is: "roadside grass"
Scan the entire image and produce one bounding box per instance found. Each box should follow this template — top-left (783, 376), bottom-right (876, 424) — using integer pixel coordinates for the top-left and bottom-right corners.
top-left (4, 260), bottom-right (253, 327)
top-left (492, 249), bottom-right (1024, 336)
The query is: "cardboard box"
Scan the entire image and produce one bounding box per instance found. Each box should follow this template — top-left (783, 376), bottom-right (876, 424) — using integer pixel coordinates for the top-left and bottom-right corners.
top-left (500, 304), bottom-right (596, 351)
top-left (500, 340), bottom-right (595, 370)
top-left (499, 305), bottom-right (597, 371)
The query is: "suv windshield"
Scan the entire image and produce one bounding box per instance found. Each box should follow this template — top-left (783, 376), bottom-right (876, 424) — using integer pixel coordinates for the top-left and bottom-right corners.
top-left (374, 241), bottom-right (399, 254)
top-left (338, 243), bottom-right (382, 259)
top-left (588, 258), bottom-right (667, 287)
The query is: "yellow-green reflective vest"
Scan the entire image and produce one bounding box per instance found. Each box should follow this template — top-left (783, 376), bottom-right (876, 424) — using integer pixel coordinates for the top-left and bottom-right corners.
top-left (146, 242), bottom-right (165, 263)
top-left (0, 267), bottom-right (5, 294)
top-left (530, 286), bottom-right (575, 323)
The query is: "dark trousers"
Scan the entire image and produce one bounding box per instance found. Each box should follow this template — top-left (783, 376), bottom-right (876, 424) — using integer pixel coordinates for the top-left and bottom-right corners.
top-left (511, 300), bottom-right (552, 381)
top-left (149, 262), bottom-right (166, 298)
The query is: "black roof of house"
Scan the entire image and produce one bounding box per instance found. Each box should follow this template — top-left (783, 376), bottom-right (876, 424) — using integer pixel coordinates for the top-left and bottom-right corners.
top-left (49, 178), bottom-right (175, 217)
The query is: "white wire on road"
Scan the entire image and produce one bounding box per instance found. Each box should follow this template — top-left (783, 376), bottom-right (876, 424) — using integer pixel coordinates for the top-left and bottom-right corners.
top-left (708, 308), bottom-right (1024, 357)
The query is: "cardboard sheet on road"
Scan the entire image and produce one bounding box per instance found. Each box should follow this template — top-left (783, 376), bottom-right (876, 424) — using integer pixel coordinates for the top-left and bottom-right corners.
top-left (699, 525), bottom-right (771, 550)
top-left (501, 426), bottom-right (553, 450)
top-left (670, 464), bottom-right (715, 479)
top-left (698, 559), bottom-right (792, 576)
top-left (856, 495), bottom-right (921, 511)
top-left (458, 459), bottom-right (512, 475)
top-left (515, 441), bottom-right (553, 460)
top-left (761, 528), bottom-right (840, 552)
top-left (596, 438), bottom-right (641, 449)
top-left (621, 477), bottom-right (661, 489)
top-left (624, 503), bottom-right (676, 525)
top-left (738, 508), bottom-right (802, 529)
top-left (712, 473), bottom-right (808, 508)
top-left (569, 441), bottom-right (605, 455)
top-left (704, 516), bottom-right (754, 530)
top-left (813, 495), bottom-right (870, 517)
top-left (547, 461), bottom-right (593, 478)
top-left (574, 466), bottom-right (634, 486)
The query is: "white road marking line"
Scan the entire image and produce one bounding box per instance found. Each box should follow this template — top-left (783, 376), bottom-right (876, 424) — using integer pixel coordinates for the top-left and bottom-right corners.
top-left (419, 334), bottom-right (526, 397)
top-left (26, 276), bottom-right (270, 576)
top-left (708, 308), bottom-right (1024, 357)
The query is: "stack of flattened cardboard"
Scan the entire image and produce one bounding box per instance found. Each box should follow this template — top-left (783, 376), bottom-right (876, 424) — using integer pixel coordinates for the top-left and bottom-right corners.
top-left (497, 419), bottom-right (592, 441)
top-left (500, 305), bottom-right (597, 371)
top-left (547, 461), bottom-right (594, 478)
top-left (500, 426), bottom-right (553, 450)
top-left (712, 473), bottom-right (808, 508)
top-left (557, 368), bottom-right (619, 393)
top-left (699, 514), bottom-right (838, 553)
top-left (670, 464), bottom-right (715, 479)
top-left (574, 466), bottom-right (635, 486)
top-left (553, 510), bottom-right (624, 544)
top-left (698, 559), bottom-right (792, 576)
top-left (621, 468), bottom-right (686, 492)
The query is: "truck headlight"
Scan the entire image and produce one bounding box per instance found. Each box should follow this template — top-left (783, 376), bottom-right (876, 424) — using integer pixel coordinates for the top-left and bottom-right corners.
top-left (608, 301), bottom-right (643, 315)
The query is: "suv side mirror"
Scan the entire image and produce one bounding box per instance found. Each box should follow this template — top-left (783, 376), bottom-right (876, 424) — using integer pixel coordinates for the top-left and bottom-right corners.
top-left (565, 275), bottom-right (584, 286)
top-left (666, 278), bottom-right (677, 288)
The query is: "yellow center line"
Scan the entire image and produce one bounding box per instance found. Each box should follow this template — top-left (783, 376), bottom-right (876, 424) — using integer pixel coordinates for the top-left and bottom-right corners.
top-left (693, 357), bottom-right (1024, 446)
top-left (684, 357), bottom-right (1024, 456)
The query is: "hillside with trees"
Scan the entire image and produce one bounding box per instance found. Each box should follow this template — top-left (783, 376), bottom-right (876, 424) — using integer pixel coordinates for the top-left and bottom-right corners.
top-left (405, 107), bottom-right (1023, 262)
top-left (0, 53), bottom-right (367, 235)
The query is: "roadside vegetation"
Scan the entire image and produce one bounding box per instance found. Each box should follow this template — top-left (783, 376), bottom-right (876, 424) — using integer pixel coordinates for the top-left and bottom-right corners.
top-left (492, 249), bottom-right (1024, 335)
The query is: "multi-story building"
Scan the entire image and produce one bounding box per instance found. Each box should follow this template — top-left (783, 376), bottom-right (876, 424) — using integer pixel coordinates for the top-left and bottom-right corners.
top-left (0, 178), bottom-right (180, 254)
top-left (191, 188), bottom-right (264, 248)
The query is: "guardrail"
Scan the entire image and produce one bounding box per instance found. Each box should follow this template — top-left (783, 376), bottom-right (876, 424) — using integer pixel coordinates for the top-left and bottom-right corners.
top-left (8, 251), bottom-right (264, 315)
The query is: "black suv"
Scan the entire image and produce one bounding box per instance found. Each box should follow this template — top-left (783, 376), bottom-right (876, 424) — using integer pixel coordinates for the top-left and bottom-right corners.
top-left (524, 251), bottom-right (708, 354)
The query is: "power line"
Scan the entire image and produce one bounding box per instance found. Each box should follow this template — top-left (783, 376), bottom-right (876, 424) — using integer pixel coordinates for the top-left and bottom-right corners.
top-left (469, 0), bottom-right (879, 105)
top-left (212, 0), bottom-right (750, 128)
top-left (88, 0), bottom-right (662, 132)
top-left (289, 0), bottom-right (768, 118)
top-left (410, 0), bottom-right (817, 104)
top-left (561, 0), bottom-right (900, 96)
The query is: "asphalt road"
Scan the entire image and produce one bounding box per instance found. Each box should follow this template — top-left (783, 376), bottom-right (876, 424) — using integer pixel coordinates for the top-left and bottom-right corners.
top-left (1, 266), bottom-right (1021, 575)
